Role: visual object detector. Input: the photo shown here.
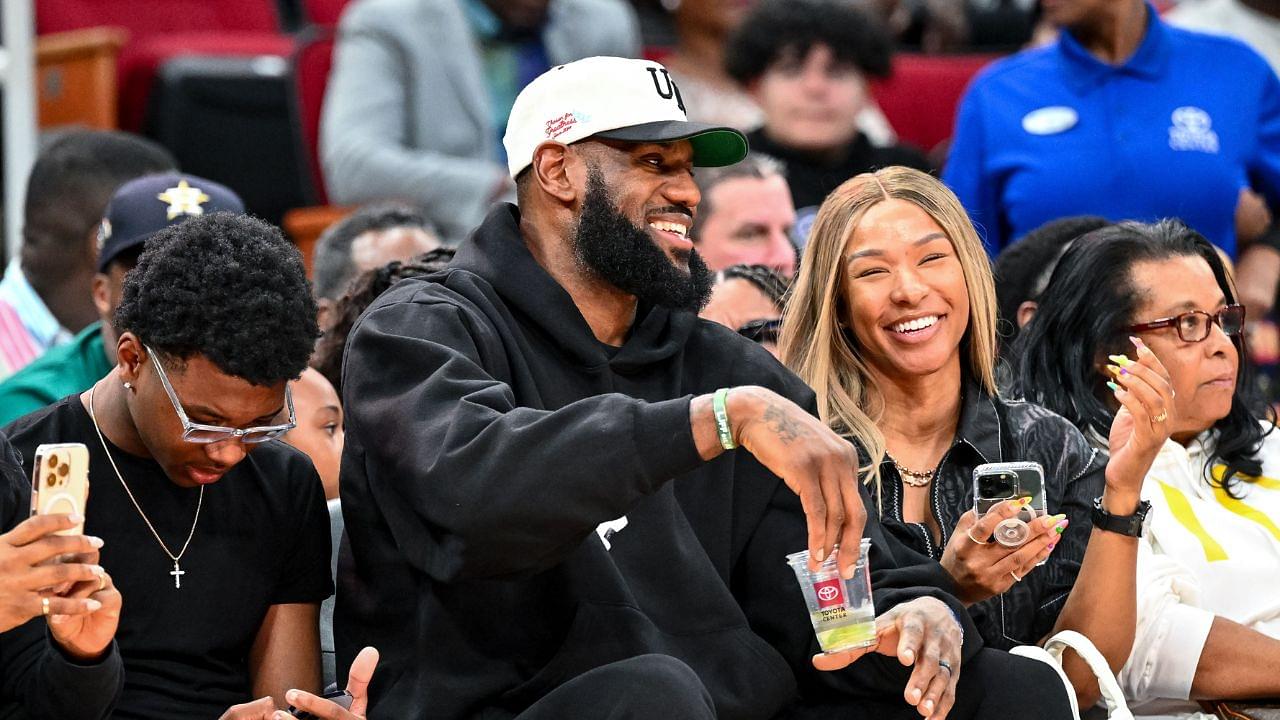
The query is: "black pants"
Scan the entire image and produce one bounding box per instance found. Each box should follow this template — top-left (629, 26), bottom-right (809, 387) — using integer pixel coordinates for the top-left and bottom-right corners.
top-left (785, 647), bottom-right (1076, 720)
top-left (514, 648), bottom-right (1072, 720)
top-left (515, 654), bottom-right (717, 720)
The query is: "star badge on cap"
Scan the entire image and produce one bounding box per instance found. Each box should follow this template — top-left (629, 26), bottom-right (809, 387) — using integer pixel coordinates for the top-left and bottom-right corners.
top-left (96, 219), bottom-right (112, 251)
top-left (156, 180), bottom-right (212, 220)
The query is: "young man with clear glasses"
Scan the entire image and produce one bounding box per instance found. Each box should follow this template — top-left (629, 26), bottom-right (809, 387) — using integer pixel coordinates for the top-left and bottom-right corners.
top-left (3, 213), bottom-right (338, 719)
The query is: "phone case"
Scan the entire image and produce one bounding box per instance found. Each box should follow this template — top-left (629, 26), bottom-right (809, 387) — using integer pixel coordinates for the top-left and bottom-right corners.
top-left (30, 443), bottom-right (90, 536)
top-left (972, 461), bottom-right (1047, 548)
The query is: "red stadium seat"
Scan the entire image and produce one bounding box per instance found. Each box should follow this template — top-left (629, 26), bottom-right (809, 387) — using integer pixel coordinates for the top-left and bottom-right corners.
top-left (35, 0), bottom-right (291, 131)
top-left (36, 0), bottom-right (280, 35)
top-left (870, 53), bottom-right (1000, 155)
top-left (289, 29), bottom-right (336, 204)
top-left (301, 0), bottom-right (352, 26)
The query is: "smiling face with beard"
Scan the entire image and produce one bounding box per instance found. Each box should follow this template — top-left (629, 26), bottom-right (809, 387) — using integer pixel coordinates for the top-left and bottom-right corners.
top-left (573, 165), bottom-right (713, 313)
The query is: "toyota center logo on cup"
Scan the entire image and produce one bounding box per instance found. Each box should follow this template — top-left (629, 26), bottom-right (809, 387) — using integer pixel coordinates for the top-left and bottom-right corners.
top-left (814, 578), bottom-right (843, 609)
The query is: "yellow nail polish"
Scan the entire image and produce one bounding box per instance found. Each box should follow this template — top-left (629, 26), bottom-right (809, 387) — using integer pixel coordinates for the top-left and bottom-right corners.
top-left (1106, 364), bottom-right (1123, 377)
top-left (1108, 354), bottom-right (1134, 368)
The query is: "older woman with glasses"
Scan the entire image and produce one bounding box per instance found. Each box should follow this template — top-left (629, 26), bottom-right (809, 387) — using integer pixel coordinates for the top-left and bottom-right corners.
top-left (1012, 220), bottom-right (1280, 717)
top-left (780, 167), bottom-right (1173, 708)
top-left (3, 213), bottom-right (338, 719)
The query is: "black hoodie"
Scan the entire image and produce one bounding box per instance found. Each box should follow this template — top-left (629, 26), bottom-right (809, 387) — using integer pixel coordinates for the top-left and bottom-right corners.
top-left (334, 205), bottom-right (981, 719)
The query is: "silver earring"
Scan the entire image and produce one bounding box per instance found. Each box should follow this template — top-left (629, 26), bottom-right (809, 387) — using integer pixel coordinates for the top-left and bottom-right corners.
top-left (123, 382), bottom-right (133, 391)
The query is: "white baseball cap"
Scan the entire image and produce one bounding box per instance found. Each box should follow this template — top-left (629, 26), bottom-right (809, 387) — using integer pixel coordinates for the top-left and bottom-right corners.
top-left (503, 56), bottom-right (749, 178)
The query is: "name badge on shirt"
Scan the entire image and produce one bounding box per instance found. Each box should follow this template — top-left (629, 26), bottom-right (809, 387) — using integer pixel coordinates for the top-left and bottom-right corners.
top-left (1022, 106), bottom-right (1078, 136)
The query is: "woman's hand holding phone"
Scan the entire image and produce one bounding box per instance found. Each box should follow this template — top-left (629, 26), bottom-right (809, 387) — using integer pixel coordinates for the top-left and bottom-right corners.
top-left (941, 501), bottom-right (1068, 605)
top-left (0, 513), bottom-right (108, 634)
top-left (46, 543), bottom-right (122, 662)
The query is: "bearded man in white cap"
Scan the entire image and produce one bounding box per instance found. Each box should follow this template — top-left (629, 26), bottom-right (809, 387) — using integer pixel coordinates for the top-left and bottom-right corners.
top-left (334, 57), bottom-right (1073, 720)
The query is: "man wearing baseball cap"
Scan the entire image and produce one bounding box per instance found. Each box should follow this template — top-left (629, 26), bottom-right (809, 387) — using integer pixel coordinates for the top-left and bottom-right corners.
top-left (0, 174), bottom-right (244, 427)
top-left (336, 57), bottom-right (1071, 719)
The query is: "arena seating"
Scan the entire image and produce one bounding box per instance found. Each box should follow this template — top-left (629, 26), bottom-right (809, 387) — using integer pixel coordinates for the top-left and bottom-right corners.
top-left (35, 0), bottom-right (293, 132)
top-left (870, 53), bottom-right (998, 156)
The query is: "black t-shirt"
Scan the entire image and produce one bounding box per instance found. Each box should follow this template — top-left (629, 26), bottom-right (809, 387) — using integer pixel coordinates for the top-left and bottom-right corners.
top-left (746, 128), bottom-right (934, 212)
top-left (5, 397), bottom-right (333, 719)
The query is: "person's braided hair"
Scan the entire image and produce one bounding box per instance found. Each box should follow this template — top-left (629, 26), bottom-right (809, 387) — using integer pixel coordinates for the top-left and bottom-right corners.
top-left (717, 264), bottom-right (790, 310)
top-left (312, 248), bottom-right (456, 396)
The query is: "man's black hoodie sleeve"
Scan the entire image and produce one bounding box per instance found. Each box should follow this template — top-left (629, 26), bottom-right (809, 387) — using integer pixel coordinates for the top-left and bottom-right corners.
top-left (343, 294), bottom-right (706, 582)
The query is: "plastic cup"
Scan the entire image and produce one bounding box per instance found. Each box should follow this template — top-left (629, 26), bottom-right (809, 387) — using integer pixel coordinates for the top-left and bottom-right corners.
top-left (786, 538), bottom-right (876, 654)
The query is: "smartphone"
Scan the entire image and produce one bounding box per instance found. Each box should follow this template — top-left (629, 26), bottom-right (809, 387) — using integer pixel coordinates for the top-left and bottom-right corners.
top-left (972, 461), bottom-right (1045, 547)
top-left (289, 690), bottom-right (353, 718)
top-left (30, 443), bottom-right (90, 536)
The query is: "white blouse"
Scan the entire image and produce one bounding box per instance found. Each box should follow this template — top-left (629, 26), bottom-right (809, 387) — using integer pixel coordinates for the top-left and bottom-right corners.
top-left (1120, 425), bottom-right (1280, 717)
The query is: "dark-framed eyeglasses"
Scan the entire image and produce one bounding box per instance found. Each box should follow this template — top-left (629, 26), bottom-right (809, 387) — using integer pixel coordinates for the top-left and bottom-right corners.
top-left (738, 318), bottom-right (782, 345)
top-left (1126, 304), bottom-right (1245, 343)
top-left (146, 344), bottom-right (296, 444)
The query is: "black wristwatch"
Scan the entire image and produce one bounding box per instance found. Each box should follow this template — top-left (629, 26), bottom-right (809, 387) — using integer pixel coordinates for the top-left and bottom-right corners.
top-left (1091, 496), bottom-right (1152, 537)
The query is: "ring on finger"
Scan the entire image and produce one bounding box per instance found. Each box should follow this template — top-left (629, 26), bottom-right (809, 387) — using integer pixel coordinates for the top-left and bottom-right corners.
top-left (41, 596), bottom-right (50, 616)
top-left (938, 660), bottom-right (953, 675)
top-left (965, 528), bottom-right (989, 545)
top-left (1153, 410), bottom-right (1168, 423)
top-left (1010, 570), bottom-right (1023, 583)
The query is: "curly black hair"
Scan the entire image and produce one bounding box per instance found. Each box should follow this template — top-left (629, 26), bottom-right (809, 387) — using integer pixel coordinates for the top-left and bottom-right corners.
top-left (725, 0), bottom-right (894, 86)
top-left (312, 248), bottom-right (456, 396)
top-left (1011, 220), bottom-right (1274, 497)
top-left (114, 212), bottom-right (320, 386)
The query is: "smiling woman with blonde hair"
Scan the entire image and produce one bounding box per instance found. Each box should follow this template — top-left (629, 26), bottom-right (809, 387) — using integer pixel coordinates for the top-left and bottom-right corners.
top-left (780, 166), bottom-right (1171, 705)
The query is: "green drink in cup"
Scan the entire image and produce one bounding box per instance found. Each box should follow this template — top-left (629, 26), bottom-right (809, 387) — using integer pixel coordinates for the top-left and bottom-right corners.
top-left (786, 538), bottom-right (876, 653)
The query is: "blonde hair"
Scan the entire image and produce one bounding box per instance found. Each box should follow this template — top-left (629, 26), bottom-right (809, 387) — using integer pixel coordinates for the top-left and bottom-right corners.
top-left (779, 167), bottom-right (998, 492)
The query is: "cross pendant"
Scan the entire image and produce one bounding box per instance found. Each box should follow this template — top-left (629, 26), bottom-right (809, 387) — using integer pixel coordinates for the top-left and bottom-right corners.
top-left (170, 560), bottom-right (186, 589)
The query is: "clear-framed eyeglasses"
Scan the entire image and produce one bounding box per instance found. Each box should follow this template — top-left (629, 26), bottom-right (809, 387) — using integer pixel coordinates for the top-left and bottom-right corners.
top-left (146, 345), bottom-right (296, 444)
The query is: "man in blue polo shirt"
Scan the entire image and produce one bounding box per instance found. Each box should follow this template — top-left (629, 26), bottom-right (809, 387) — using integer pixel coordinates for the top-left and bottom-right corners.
top-left (943, 0), bottom-right (1280, 262)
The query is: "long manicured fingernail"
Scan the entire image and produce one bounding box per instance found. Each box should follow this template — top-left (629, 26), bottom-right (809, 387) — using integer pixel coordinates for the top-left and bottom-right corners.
top-left (1055, 519), bottom-right (1069, 534)
top-left (1046, 542), bottom-right (1056, 552)
top-left (1108, 354), bottom-right (1134, 368)
top-left (88, 536), bottom-right (104, 548)
top-left (1130, 336), bottom-right (1152, 355)
top-left (1042, 513), bottom-right (1066, 527)
top-left (1106, 381), bottom-right (1122, 392)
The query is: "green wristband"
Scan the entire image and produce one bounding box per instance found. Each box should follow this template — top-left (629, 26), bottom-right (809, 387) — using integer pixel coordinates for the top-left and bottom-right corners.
top-left (713, 388), bottom-right (736, 450)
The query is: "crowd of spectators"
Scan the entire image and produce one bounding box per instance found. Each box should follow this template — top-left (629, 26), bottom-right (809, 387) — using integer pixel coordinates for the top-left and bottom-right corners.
top-left (5, 0), bottom-right (1280, 718)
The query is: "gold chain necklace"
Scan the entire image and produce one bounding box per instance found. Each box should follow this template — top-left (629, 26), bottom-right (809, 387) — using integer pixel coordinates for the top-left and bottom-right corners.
top-left (88, 385), bottom-right (203, 589)
top-left (888, 454), bottom-right (935, 488)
